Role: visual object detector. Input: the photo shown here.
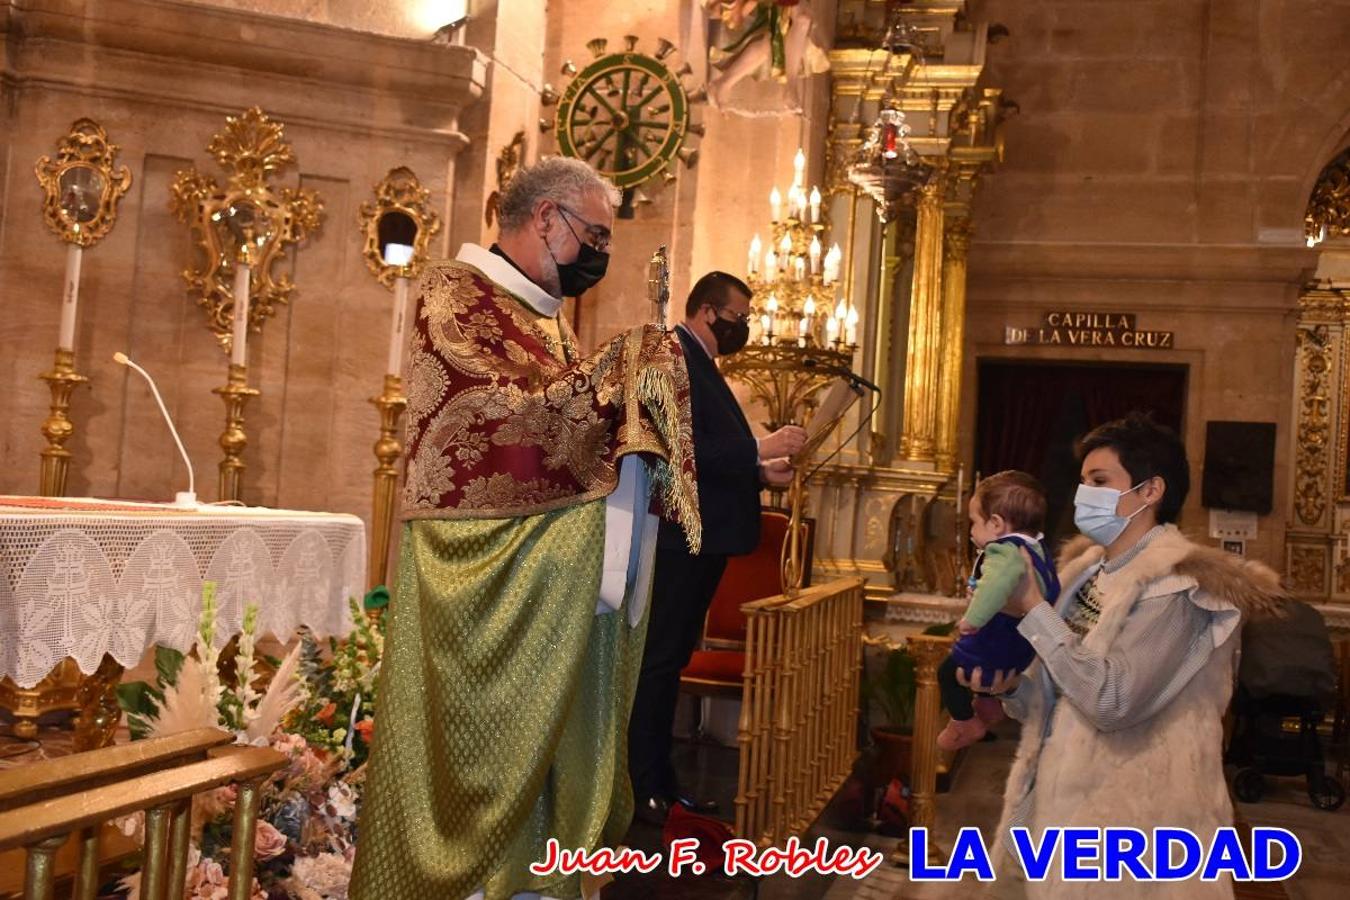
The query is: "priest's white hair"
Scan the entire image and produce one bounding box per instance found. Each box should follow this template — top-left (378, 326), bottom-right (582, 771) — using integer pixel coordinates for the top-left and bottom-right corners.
top-left (497, 156), bottom-right (620, 232)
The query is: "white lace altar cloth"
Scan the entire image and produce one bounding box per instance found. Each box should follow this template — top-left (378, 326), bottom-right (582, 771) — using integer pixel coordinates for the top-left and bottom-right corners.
top-left (0, 496), bottom-right (367, 688)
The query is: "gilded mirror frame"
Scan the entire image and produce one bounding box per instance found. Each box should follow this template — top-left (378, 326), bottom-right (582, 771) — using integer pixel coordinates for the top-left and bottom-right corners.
top-left (34, 119), bottom-right (132, 247)
top-left (359, 167), bottom-right (441, 289)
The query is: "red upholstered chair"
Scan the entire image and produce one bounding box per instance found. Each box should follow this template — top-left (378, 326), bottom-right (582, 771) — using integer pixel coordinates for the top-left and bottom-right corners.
top-left (679, 510), bottom-right (814, 700)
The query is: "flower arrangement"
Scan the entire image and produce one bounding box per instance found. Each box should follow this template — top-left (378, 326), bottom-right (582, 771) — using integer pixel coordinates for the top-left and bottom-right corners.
top-left (115, 583), bottom-right (386, 899)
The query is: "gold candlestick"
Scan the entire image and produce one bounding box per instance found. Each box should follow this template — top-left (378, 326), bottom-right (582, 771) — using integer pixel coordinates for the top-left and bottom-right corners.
top-left (214, 363), bottom-right (259, 503)
top-left (368, 374), bottom-right (407, 590)
top-left (37, 347), bottom-right (89, 497)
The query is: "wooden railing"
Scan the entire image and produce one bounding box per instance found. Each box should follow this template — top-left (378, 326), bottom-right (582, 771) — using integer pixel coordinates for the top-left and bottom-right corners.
top-left (0, 728), bottom-right (285, 900)
top-left (734, 577), bottom-right (865, 845)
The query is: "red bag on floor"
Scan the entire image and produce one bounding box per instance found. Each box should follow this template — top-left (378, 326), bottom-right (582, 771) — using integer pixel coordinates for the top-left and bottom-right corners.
top-left (662, 803), bottom-right (735, 873)
top-left (877, 777), bottom-right (911, 835)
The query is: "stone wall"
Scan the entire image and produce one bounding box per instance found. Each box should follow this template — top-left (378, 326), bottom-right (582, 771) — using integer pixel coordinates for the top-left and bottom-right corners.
top-left (961, 0), bottom-right (1350, 567)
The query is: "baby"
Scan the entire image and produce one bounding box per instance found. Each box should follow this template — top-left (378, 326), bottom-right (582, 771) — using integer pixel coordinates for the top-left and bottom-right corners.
top-left (936, 470), bottom-right (1061, 751)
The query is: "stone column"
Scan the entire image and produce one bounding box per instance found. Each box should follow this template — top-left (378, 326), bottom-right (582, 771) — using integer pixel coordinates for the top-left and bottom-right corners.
top-left (899, 165), bottom-right (947, 463)
top-left (934, 216), bottom-right (972, 472)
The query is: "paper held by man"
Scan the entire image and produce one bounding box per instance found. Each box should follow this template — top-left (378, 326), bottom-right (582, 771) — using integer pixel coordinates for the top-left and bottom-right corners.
top-left (797, 377), bottom-right (861, 461)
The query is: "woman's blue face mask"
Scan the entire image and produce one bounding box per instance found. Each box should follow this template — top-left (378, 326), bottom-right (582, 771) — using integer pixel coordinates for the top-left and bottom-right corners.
top-left (1073, 481), bottom-right (1152, 546)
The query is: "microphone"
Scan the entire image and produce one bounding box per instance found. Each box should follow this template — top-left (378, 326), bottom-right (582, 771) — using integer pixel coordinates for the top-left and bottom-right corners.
top-left (114, 352), bottom-right (198, 508)
top-left (802, 357), bottom-right (883, 394)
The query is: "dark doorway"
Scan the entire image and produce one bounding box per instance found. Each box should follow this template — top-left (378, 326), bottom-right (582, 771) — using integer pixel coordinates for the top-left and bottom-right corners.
top-left (974, 359), bottom-right (1188, 550)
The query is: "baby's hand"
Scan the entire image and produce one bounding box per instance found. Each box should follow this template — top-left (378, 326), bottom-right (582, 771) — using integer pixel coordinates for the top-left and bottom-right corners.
top-left (957, 617), bottom-right (978, 636)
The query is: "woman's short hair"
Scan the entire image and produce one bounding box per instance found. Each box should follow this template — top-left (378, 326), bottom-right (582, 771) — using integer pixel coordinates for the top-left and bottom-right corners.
top-left (1077, 411), bottom-right (1190, 524)
top-left (974, 470), bottom-right (1048, 534)
top-left (496, 156), bottom-right (620, 233)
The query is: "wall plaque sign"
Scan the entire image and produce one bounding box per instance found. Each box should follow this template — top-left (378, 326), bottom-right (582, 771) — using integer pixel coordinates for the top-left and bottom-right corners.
top-left (1004, 311), bottom-right (1174, 349)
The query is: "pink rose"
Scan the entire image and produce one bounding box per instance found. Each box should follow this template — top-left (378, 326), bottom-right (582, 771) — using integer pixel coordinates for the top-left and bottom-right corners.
top-left (185, 858), bottom-right (228, 900)
top-left (254, 820), bottom-right (288, 860)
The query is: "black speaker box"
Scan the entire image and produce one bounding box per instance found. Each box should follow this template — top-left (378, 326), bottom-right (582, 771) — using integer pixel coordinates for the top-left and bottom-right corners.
top-left (1202, 421), bottom-right (1275, 514)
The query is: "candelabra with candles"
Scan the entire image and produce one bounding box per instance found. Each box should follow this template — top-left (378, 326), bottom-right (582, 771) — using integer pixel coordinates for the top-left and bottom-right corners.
top-left (722, 148), bottom-right (860, 432)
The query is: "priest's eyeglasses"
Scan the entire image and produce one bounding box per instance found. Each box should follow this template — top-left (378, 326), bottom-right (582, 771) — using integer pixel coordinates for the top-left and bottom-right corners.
top-left (557, 205), bottom-right (612, 253)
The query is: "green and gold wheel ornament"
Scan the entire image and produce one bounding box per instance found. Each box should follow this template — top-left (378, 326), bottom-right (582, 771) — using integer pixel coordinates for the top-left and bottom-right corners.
top-left (543, 36), bottom-right (705, 217)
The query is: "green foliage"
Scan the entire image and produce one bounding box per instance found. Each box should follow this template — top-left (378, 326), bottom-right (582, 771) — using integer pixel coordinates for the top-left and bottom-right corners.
top-left (864, 645), bottom-right (918, 733)
top-left (286, 599), bottom-right (385, 768)
top-left (154, 646), bottom-right (185, 687)
top-left (116, 645), bottom-right (192, 739)
top-left (115, 681), bottom-right (159, 740)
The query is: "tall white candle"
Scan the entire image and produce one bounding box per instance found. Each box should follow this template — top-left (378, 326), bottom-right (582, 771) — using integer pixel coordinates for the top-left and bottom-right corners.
top-left (793, 148), bottom-right (806, 186)
top-left (809, 186), bottom-right (822, 224)
top-left (846, 304), bottom-right (860, 346)
top-left (769, 187), bottom-right (782, 222)
top-left (388, 277), bottom-right (410, 376)
top-left (765, 249), bottom-right (778, 281)
top-left (748, 234), bottom-right (762, 275)
top-left (384, 244), bottom-right (415, 376)
top-left (809, 236), bottom-right (822, 274)
top-left (230, 262), bottom-right (251, 367)
top-left (58, 244), bottom-right (83, 351)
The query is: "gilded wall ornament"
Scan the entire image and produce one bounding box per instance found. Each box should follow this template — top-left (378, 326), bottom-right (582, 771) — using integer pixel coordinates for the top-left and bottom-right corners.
top-left (882, 493), bottom-right (930, 592)
top-left (170, 107), bottom-right (324, 354)
top-left (1336, 547), bottom-right (1350, 596)
top-left (1306, 147), bottom-right (1350, 246)
top-left (1289, 544), bottom-right (1327, 594)
top-left (34, 119), bottom-right (132, 247)
top-left (484, 132), bottom-right (526, 228)
top-left (358, 167), bottom-right (441, 289)
top-left (1294, 325), bottom-right (1334, 527)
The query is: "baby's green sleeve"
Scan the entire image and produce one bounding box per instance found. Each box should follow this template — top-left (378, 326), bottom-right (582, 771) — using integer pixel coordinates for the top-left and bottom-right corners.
top-left (965, 542), bottom-right (1027, 627)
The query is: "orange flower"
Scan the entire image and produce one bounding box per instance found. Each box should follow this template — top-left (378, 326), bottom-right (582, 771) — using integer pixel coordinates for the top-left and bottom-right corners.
top-left (315, 702), bottom-right (337, 725)
top-left (355, 718), bottom-right (374, 742)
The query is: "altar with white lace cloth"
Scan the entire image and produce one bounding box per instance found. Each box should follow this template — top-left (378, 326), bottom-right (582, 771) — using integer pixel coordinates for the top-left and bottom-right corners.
top-left (0, 496), bottom-right (367, 691)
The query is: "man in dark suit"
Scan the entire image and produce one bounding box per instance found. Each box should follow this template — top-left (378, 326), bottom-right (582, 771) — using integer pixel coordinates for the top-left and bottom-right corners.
top-left (627, 271), bottom-right (806, 824)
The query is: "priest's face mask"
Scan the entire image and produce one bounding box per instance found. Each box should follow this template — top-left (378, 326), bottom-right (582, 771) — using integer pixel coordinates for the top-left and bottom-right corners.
top-left (536, 191), bottom-right (613, 299)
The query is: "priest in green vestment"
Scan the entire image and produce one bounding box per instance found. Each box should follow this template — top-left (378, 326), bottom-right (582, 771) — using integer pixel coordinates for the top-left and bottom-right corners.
top-left (350, 157), bottom-right (701, 900)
